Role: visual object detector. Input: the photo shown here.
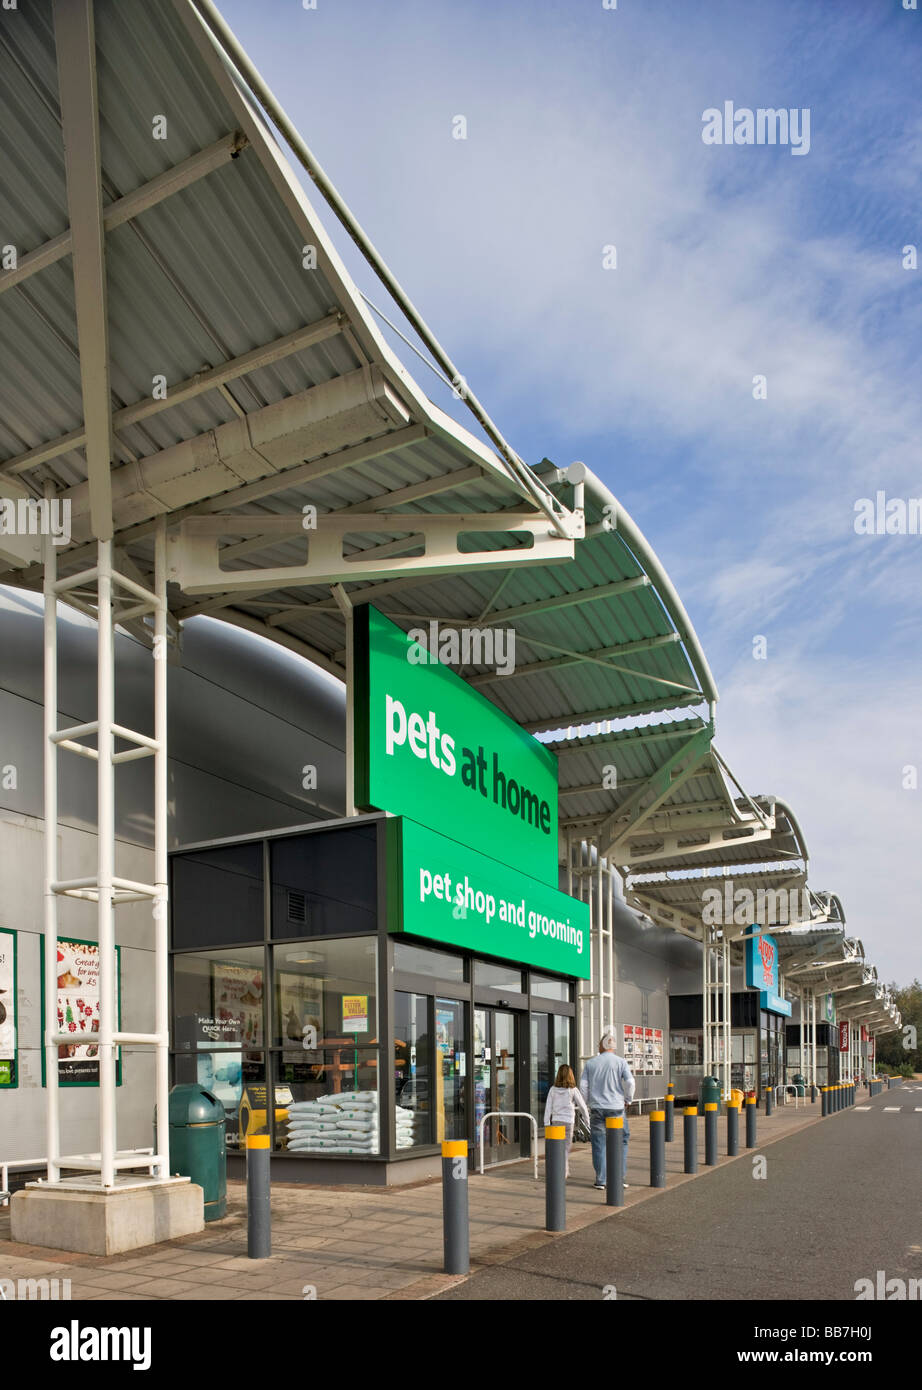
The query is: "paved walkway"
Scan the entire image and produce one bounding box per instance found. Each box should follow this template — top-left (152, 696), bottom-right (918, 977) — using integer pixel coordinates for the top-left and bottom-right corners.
top-left (0, 1097), bottom-right (836, 1300)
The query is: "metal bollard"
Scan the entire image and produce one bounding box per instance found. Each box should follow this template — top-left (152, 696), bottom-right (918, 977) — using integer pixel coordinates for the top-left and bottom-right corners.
top-left (745, 1095), bottom-right (757, 1148)
top-left (545, 1125), bottom-right (566, 1232)
top-left (605, 1116), bottom-right (624, 1207)
top-left (811, 1084), bottom-right (817, 1104)
top-left (821, 1085), bottom-right (827, 1116)
top-left (704, 1102), bottom-right (718, 1165)
top-left (246, 1134), bottom-right (271, 1259)
top-left (726, 1100), bottom-right (739, 1157)
top-left (664, 1094), bottom-right (675, 1142)
top-left (764, 1087), bottom-right (774, 1117)
top-left (649, 1110), bottom-right (666, 1188)
top-left (442, 1140), bottom-right (470, 1274)
top-left (684, 1107), bottom-right (698, 1173)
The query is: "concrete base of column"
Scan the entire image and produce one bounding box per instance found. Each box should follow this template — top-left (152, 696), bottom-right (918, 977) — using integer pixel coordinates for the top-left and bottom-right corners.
top-left (11, 1176), bottom-right (203, 1255)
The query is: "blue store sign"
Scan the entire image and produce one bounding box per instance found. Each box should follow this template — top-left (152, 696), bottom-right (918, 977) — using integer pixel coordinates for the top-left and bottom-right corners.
top-left (745, 928), bottom-right (792, 1017)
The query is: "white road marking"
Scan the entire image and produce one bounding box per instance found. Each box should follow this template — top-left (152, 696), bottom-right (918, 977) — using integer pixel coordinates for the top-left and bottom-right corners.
top-left (915, 1107), bottom-right (922, 1113)
top-left (855, 1106), bottom-right (871, 1111)
top-left (883, 1106), bottom-right (901, 1112)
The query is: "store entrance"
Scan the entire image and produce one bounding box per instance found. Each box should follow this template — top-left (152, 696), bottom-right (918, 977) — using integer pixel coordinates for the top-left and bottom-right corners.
top-left (473, 1007), bottom-right (525, 1166)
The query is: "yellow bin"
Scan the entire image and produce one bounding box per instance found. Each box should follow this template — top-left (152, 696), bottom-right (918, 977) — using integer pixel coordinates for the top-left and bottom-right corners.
top-left (730, 1088), bottom-right (744, 1110)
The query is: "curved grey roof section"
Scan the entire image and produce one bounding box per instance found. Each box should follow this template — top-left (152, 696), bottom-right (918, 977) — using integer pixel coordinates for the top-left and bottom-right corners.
top-left (0, 0), bottom-right (718, 746)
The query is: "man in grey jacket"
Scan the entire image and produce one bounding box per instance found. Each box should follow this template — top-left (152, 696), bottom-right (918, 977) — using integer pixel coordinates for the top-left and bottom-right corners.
top-left (579, 1032), bottom-right (635, 1189)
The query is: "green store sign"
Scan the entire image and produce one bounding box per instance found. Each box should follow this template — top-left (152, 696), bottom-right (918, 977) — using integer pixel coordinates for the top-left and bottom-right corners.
top-left (388, 818), bottom-right (590, 979)
top-left (355, 605), bottom-right (559, 885)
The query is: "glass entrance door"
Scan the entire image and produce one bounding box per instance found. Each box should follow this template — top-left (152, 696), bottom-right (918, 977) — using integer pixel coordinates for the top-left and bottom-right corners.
top-left (474, 1007), bottom-right (522, 1165)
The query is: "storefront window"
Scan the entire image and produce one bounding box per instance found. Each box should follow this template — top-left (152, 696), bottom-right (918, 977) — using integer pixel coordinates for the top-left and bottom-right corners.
top-left (530, 1012), bottom-right (550, 1124)
top-left (273, 937), bottom-right (377, 1051)
top-left (271, 826), bottom-right (377, 938)
top-left (173, 946), bottom-right (265, 1052)
top-left (435, 997), bottom-right (467, 1140)
top-left (393, 992), bottom-right (433, 1148)
top-left (173, 1050), bottom-right (265, 1152)
top-left (274, 1051), bottom-right (380, 1155)
top-left (171, 845), bottom-right (264, 949)
top-left (553, 1015), bottom-right (573, 1078)
top-left (474, 961), bottom-right (523, 994)
top-left (530, 1013), bottom-right (574, 1125)
top-left (670, 1030), bottom-right (703, 1088)
top-left (393, 941), bottom-right (464, 981)
top-left (172, 946), bottom-right (266, 1151)
top-left (530, 974), bottom-right (571, 1002)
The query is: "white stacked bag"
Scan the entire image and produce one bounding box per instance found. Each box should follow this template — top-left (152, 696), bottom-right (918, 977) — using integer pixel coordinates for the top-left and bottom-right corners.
top-left (395, 1102), bottom-right (428, 1149)
top-left (286, 1090), bottom-right (379, 1154)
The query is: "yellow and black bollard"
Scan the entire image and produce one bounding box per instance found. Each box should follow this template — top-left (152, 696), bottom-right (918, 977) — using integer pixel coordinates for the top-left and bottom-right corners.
top-left (684, 1107), bottom-right (698, 1173)
top-left (745, 1094), bottom-right (757, 1147)
top-left (545, 1125), bottom-right (566, 1231)
top-left (441, 1139), bottom-right (469, 1274)
top-left (726, 1098), bottom-right (739, 1157)
top-left (704, 1101), bottom-right (718, 1165)
top-left (764, 1086), bottom-right (774, 1117)
top-left (664, 1092), bottom-right (675, 1143)
top-left (246, 1134), bottom-right (271, 1259)
top-left (605, 1115), bottom-right (624, 1207)
top-left (650, 1110), bottom-right (666, 1188)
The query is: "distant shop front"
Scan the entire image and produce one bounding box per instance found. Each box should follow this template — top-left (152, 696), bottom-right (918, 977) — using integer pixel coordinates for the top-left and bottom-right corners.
top-left (169, 606), bottom-right (589, 1183)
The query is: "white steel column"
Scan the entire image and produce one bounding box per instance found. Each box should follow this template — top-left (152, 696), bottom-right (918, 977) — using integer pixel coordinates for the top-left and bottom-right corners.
top-left (41, 536), bottom-right (170, 1189)
top-left (153, 518), bottom-right (169, 1178)
top-left (596, 852), bottom-right (604, 1030)
top-left (604, 857), bottom-right (614, 1035)
top-left (97, 540), bottom-right (117, 1188)
top-left (42, 491), bottom-right (60, 1184)
top-left (798, 990), bottom-right (804, 1082)
top-left (811, 990), bottom-right (817, 1088)
top-left (332, 584), bottom-right (354, 815)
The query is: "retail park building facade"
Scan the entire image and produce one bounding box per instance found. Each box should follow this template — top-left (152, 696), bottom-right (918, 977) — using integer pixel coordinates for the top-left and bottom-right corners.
top-left (0, 0), bottom-right (900, 1200)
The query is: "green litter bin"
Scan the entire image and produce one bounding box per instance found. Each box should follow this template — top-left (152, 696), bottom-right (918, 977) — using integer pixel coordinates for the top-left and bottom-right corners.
top-left (698, 1075), bottom-right (721, 1112)
top-left (166, 1084), bottom-right (227, 1222)
top-left (792, 1073), bottom-right (806, 1098)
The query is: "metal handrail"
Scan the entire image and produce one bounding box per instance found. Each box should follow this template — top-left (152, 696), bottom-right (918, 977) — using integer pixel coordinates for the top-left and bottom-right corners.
top-left (0, 1147), bottom-right (155, 1204)
top-left (774, 1085), bottom-right (804, 1109)
top-left (626, 1095), bottom-right (665, 1115)
top-left (477, 1112), bottom-right (538, 1179)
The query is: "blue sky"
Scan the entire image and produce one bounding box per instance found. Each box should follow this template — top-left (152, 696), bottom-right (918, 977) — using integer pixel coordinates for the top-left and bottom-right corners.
top-left (215, 0), bottom-right (922, 982)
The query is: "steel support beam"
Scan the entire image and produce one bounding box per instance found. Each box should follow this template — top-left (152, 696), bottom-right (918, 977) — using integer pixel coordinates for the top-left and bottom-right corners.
top-left (598, 721), bottom-right (715, 859)
top-left (53, 0), bottom-right (113, 540)
top-left (0, 133), bottom-right (247, 297)
top-left (167, 510), bottom-right (576, 596)
top-left (469, 632), bottom-right (684, 689)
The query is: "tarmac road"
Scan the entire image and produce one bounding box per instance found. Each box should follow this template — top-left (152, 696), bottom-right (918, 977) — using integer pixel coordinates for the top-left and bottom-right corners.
top-left (436, 1084), bottom-right (922, 1301)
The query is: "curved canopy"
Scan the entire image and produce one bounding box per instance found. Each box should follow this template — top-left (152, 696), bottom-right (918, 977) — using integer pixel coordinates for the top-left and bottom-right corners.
top-left (0, 0), bottom-right (895, 1015)
top-left (0, 0), bottom-right (717, 748)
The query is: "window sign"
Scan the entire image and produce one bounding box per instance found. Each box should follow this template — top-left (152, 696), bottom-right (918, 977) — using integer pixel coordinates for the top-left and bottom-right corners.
top-left (342, 995), bottom-right (369, 1033)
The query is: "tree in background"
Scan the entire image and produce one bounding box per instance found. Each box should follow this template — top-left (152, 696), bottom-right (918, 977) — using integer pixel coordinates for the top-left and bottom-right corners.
top-left (875, 979), bottom-right (922, 1075)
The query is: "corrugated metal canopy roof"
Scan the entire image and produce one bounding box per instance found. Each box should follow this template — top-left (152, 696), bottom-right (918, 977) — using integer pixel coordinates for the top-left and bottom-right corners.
top-left (0, 0), bottom-right (718, 753)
